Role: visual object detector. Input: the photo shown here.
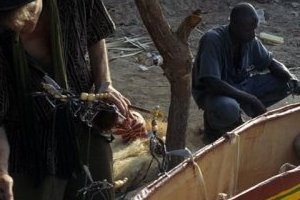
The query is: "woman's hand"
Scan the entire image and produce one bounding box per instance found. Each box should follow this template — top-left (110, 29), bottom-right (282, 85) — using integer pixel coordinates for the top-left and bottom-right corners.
top-left (98, 83), bottom-right (131, 116)
top-left (0, 172), bottom-right (13, 200)
top-left (0, 128), bottom-right (12, 200)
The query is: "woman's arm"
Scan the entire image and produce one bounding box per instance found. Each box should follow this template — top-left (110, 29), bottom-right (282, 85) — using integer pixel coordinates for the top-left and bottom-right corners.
top-left (88, 39), bottom-right (130, 116)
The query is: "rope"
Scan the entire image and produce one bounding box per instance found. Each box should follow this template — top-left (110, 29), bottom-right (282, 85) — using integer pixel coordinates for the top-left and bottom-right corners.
top-left (227, 133), bottom-right (241, 197)
top-left (192, 162), bottom-right (208, 200)
top-left (234, 134), bottom-right (241, 195)
top-left (182, 148), bottom-right (208, 200)
top-left (233, 134), bottom-right (241, 194)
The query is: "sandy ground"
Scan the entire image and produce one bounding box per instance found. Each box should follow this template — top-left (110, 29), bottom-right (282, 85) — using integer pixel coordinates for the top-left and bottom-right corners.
top-left (103, 0), bottom-right (300, 197)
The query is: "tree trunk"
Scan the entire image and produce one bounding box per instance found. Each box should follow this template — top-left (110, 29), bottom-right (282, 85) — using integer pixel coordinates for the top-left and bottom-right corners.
top-left (135, 0), bottom-right (201, 169)
top-left (166, 67), bottom-right (192, 167)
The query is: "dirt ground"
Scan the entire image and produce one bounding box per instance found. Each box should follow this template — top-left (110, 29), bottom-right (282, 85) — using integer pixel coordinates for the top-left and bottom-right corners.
top-left (103, 0), bottom-right (300, 197)
top-left (105, 0), bottom-right (300, 147)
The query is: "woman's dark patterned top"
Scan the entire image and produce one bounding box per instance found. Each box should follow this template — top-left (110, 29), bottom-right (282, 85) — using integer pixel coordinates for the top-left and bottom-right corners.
top-left (0, 0), bottom-right (115, 178)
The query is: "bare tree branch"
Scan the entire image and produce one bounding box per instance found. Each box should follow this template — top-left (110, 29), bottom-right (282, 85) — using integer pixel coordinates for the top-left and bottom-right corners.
top-left (135, 0), bottom-right (176, 57)
top-left (177, 10), bottom-right (202, 43)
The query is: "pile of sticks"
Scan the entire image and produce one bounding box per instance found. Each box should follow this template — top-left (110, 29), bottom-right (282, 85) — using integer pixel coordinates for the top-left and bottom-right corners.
top-left (106, 36), bottom-right (153, 60)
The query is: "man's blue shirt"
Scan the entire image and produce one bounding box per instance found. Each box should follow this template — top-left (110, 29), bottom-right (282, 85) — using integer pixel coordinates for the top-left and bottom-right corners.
top-left (192, 25), bottom-right (273, 107)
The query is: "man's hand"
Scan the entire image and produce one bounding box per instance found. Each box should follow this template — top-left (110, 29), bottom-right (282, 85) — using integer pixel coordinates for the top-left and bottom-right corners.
top-left (288, 78), bottom-right (300, 95)
top-left (202, 78), bottom-right (267, 117)
top-left (244, 95), bottom-right (267, 117)
top-left (0, 172), bottom-right (13, 200)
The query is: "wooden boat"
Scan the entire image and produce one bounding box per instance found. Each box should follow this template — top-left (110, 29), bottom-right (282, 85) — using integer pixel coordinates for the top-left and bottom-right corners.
top-left (133, 103), bottom-right (300, 200)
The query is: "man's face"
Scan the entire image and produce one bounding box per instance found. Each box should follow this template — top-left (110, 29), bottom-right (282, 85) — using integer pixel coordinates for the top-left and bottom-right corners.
top-left (232, 16), bottom-right (258, 43)
top-left (4, 0), bottom-right (43, 33)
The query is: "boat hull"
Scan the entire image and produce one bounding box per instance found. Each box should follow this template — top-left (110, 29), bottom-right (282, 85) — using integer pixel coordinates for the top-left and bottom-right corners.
top-left (133, 103), bottom-right (300, 200)
top-left (229, 166), bottom-right (300, 200)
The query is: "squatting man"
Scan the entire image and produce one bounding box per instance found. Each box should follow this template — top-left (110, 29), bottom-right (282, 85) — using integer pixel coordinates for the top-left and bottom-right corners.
top-left (192, 2), bottom-right (300, 143)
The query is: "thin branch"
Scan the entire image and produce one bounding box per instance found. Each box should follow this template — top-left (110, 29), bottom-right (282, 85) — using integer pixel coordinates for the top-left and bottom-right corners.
top-left (176, 10), bottom-right (202, 43)
top-left (135, 0), bottom-right (176, 56)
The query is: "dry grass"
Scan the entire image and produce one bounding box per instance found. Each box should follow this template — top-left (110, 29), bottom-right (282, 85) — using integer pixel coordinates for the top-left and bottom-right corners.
top-left (112, 117), bottom-right (167, 192)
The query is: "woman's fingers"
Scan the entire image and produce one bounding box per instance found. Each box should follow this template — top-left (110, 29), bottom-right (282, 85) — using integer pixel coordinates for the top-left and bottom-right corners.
top-left (106, 91), bottom-right (129, 116)
top-left (0, 174), bottom-right (14, 200)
